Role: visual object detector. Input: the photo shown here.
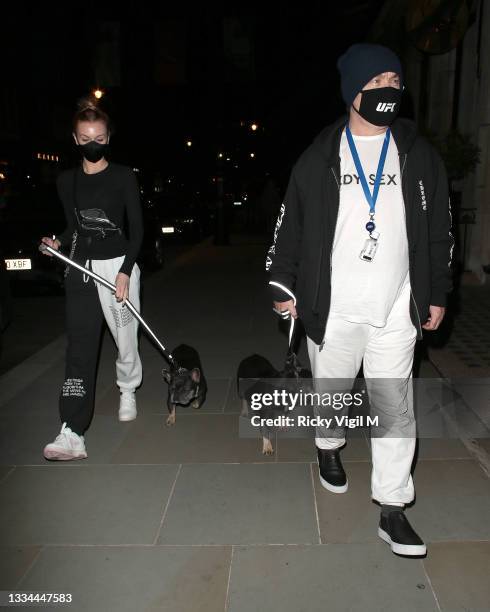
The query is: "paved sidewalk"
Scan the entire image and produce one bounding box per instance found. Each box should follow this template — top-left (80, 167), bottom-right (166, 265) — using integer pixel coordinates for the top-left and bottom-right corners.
top-left (428, 282), bottom-right (490, 378)
top-left (0, 235), bottom-right (489, 612)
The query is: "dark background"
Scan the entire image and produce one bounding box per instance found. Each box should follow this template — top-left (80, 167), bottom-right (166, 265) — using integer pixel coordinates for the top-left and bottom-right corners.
top-left (1, 2), bottom-right (388, 190)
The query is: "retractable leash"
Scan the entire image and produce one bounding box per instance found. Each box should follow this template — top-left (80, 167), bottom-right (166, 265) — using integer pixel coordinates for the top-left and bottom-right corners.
top-left (40, 243), bottom-right (179, 369)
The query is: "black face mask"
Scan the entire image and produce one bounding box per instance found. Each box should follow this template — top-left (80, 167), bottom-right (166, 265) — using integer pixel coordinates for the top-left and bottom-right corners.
top-left (354, 86), bottom-right (402, 127)
top-left (77, 141), bottom-right (109, 163)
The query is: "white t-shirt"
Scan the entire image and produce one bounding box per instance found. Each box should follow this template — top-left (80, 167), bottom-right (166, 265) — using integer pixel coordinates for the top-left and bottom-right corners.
top-left (329, 129), bottom-right (410, 326)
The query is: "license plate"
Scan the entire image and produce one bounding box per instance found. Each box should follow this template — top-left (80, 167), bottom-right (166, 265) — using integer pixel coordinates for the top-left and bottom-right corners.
top-left (5, 258), bottom-right (32, 271)
top-left (162, 226), bottom-right (175, 234)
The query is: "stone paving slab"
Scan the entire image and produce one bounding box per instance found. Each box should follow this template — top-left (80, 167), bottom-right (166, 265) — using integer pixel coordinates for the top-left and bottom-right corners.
top-left (0, 465), bottom-right (179, 546)
top-left (157, 463), bottom-right (319, 545)
top-left (109, 413), bottom-right (276, 465)
top-left (312, 458), bottom-right (490, 544)
top-left (0, 545), bottom-right (42, 591)
top-left (14, 545), bottom-right (231, 612)
top-left (227, 543), bottom-right (439, 612)
top-left (423, 541), bottom-right (490, 612)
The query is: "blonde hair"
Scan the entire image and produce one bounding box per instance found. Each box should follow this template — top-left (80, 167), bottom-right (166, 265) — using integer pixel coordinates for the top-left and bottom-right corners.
top-left (72, 95), bottom-right (111, 134)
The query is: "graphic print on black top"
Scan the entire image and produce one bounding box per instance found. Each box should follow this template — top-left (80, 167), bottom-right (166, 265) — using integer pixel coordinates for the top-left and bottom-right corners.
top-left (55, 162), bottom-right (144, 276)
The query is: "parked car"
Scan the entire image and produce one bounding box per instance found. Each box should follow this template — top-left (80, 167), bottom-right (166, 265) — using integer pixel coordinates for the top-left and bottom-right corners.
top-left (149, 191), bottom-right (208, 244)
top-left (0, 257), bottom-right (13, 359)
top-left (138, 199), bottom-right (165, 270)
top-left (0, 185), bottom-right (66, 295)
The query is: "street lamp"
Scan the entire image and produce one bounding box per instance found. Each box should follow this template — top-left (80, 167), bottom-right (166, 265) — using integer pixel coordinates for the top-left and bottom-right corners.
top-left (93, 89), bottom-right (104, 100)
top-left (250, 152), bottom-right (255, 158)
top-left (186, 140), bottom-right (192, 147)
top-left (250, 122), bottom-right (258, 131)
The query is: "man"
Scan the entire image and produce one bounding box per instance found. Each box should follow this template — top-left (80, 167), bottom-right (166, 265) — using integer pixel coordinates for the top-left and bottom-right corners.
top-left (266, 44), bottom-right (453, 556)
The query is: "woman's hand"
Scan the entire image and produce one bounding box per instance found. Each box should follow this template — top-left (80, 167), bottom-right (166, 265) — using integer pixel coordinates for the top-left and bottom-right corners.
top-left (40, 237), bottom-right (61, 256)
top-left (115, 272), bottom-right (130, 303)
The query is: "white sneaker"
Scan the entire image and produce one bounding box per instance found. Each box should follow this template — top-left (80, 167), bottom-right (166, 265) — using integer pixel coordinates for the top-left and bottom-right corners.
top-left (119, 390), bottom-right (137, 422)
top-left (43, 423), bottom-right (87, 461)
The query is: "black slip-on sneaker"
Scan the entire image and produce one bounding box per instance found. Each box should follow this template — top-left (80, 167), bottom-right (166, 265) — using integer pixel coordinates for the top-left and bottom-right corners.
top-left (378, 510), bottom-right (427, 556)
top-left (316, 447), bottom-right (348, 493)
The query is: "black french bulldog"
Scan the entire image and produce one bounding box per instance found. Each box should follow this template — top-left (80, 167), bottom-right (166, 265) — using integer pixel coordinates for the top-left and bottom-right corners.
top-left (281, 352), bottom-right (312, 379)
top-left (237, 352), bottom-right (311, 455)
top-left (162, 344), bottom-right (207, 426)
top-left (237, 354), bottom-right (280, 455)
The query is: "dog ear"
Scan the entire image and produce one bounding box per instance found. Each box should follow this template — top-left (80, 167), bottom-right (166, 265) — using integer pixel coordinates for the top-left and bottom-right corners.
top-left (191, 368), bottom-right (201, 383)
top-left (162, 369), bottom-right (172, 383)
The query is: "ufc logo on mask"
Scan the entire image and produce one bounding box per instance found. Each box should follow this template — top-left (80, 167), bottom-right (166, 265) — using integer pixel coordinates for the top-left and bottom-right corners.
top-left (376, 102), bottom-right (397, 112)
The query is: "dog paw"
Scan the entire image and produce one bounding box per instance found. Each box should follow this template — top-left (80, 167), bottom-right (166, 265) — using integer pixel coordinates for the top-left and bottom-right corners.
top-left (191, 399), bottom-right (200, 410)
top-left (262, 439), bottom-right (274, 455)
top-left (166, 415), bottom-right (176, 426)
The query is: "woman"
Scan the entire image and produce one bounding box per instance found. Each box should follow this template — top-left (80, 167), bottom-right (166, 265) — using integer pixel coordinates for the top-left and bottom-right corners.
top-left (40, 98), bottom-right (144, 460)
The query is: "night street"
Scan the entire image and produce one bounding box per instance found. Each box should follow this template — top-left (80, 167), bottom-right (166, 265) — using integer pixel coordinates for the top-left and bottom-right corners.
top-left (1, 2), bottom-right (489, 612)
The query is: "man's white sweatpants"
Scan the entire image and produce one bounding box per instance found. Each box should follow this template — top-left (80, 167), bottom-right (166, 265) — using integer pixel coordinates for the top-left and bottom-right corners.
top-left (307, 281), bottom-right (417, 506)
top-left (91, 255), bottom-right (143, 392)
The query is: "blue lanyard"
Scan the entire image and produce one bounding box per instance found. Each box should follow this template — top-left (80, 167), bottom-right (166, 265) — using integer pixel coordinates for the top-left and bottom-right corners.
top-left (345, 125), bottom-right (390, 216)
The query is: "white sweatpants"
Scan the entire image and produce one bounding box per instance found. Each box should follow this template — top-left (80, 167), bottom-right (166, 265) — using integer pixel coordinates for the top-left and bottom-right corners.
top-left (307, 281), bottom-right (417, 505)
top-left (91, 256), bottom-right (143, 392)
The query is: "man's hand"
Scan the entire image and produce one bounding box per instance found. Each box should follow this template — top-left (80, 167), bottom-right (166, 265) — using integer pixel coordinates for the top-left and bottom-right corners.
top-left (115, 272), bottom-right (130, 303)
top-left (273, 299), bottom-right (298, 319)
top-left (422, 305), bottom-right (446, 331)
top-left (39, 237), bottom-right (61, 256)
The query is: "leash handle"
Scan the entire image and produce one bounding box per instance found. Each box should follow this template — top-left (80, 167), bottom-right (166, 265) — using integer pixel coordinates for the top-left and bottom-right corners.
top-left (269, 281), bottom-right (296, 348)
top-left (40, 243), bottom-right (177, 367)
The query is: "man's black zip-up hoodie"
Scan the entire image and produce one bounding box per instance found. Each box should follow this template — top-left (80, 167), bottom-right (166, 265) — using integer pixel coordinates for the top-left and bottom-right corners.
top-left (266, 116), bottom-right (454, 345)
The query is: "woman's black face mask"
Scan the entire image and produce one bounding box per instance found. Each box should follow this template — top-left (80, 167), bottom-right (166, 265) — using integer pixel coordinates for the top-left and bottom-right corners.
top-left (353, 86), bottom-right (402, 127)
top-left (77, 140), bottom-right (109, 163)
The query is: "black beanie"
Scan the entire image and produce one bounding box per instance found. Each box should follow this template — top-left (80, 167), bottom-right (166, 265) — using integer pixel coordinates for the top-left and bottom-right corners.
top-left (337, 44), bottom-right (403, 107)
